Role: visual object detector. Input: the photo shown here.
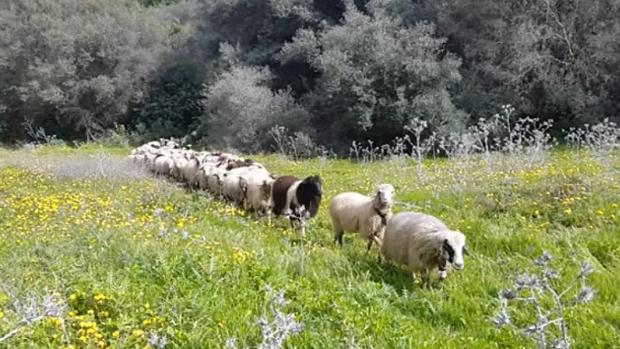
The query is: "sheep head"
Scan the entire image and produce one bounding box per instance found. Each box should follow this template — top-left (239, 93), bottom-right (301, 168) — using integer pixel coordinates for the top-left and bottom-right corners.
top-left (373, 183), bottom-right (395, 210)
top-left (297, 176), bottom-right (322, 218)
top-left (438, 231), bottom-right (467, 271)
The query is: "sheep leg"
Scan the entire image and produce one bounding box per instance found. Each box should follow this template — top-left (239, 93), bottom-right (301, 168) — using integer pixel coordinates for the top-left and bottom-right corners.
top-left (372, 234), bottom-right (383, 245)
top-left (421, 270), bottom-right (430, 288)
top-left (333, 229), bottom-right (344, 246)
top-left (335, 234), bottom-right (343, 246)
top-left (373, 236), bottom-right (384, 262)
top-left (289, 216), bottom-right (304, 237)
top-left (365, 238), bottom-right (373, 253)
top-left (438, 269), bottom-right (448, 280)
top-left (266, 211), bottom-right (272, 226)
top-left (299, 222), bottom-right (306, 237)
top-left (289, 217), bottom-right (296, 230)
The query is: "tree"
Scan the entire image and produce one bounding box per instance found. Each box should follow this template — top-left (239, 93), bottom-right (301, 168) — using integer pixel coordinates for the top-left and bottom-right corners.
top-left (0, 0), bottom-right (172, 142)
top-left (436, 0), bottom-right (620, 127)
top-left (129, 59), bottom-right (205, 143)
top-left (200, 64), bottom-right (311, 152)
top-left (280, 0), bottom-right (465, 150)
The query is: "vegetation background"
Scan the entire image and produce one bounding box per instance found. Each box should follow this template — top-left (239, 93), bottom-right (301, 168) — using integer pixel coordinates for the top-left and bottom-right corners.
top-left (1, 0), bottom-right (619, 152)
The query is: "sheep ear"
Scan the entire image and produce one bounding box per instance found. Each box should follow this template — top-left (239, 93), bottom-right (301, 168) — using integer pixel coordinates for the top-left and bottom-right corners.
top-left (463, 244), bottom-right (469, 255)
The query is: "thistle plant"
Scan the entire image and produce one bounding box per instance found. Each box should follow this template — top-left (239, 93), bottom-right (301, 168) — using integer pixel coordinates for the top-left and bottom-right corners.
top-left (349, 140), bottom-right (361, 162)
top-left (404, 117), bottom-right (429, 175)
top-left (0, 284), bottom-right (67, 343)
top-left (564, 118), bottom-right (619, 169)
top-left (225, 285), bottom-right (303, 349)
top-left (491, 252), bottom-right (595, 349)
top-left (147, 331), bottom-right (169, 349)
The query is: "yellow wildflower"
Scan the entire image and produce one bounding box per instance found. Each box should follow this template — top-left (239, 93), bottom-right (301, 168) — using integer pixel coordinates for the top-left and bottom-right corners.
top-left (132, 329), bottom-right (144, 337)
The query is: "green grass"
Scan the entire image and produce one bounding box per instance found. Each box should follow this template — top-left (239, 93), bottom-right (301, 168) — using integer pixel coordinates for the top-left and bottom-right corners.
top-left (0, 146), bottom-right (618, 348)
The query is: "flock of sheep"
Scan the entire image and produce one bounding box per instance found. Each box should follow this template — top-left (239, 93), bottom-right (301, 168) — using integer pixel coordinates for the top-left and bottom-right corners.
top-left (130, 139), bottom-right (467, 283)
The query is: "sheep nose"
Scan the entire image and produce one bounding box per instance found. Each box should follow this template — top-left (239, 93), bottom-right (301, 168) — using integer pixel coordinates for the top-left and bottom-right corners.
top-left (453, 262), bottom-right (464, 270)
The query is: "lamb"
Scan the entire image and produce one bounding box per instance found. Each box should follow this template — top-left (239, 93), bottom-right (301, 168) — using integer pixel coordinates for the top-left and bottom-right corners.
top-left (329, 184), bottom-right (394, 251)
top-left (379, 211), bottom-right (467, 283)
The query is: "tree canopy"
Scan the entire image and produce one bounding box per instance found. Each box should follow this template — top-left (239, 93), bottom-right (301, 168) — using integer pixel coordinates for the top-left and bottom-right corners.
top-left (1, 0), bottom-right (618, 152)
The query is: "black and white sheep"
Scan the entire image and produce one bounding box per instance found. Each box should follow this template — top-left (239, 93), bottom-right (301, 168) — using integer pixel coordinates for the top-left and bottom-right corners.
top-left (329, 184), bottom-right (394, 251)
top-left (379, 211), bottom-right (467, 282)
top-left (271, 175), bottom-right (322, 234)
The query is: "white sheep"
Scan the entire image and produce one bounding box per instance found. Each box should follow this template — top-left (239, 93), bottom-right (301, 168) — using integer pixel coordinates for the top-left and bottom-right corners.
top-left (206, 167), bottom-right (228, 197)
top-left (242, 173), bottom-right (274, 215)
top-left (379, 211), bottom-right (467, 283)
top-left (174, 154), bottom-right (201, 187)
top-left (329, 184), bottom-right (394, 251)
top-left (196, 162), bottom-right (216, 191)
top-left (153, 153), bottom-right (175, 177)
top-left (221, 172), bottom-right (246, 205)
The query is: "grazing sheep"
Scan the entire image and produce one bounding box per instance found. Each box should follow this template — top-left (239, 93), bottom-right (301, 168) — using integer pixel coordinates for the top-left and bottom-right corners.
top-left (161, 138), bottom-right (180, 149)
top-left (226, 158), bottom-right (259, 170)
top-left (176, 154), bottom-right (201, 188)
top-left (221, 172), bottom-right (246, 205)
top-left (242, 174), bottom-right (275, 215)
top-left (215, 153), bottom-right (241, 168)
top-left (196, 162), bottom-right (216, 191)
top-left (330, 184), bottom-right (394, 251)
top-left (272, 175), bottom-right (322, 234)
top-left (199, 153), bottom-right (220, 165)
top-left (206, 167), bottom-right (228, 197)
top-left (220, 166), bottom-right (270, 205)
top-left (153, 154), bottom-right (175, 177)
top-left (379, 211), bottom-right (467, 283)
top-left (129, 141), bottom-right (278, 225)
top-left (143, 153), bottom-right (158, 171)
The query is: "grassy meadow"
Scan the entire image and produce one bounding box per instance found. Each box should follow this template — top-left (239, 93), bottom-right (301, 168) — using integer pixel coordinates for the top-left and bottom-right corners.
top-left (0, 145), bottom-right (618, 348)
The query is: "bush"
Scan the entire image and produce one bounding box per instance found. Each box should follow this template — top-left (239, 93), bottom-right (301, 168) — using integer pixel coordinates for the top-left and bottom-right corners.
top-left (129, 59), bottom-right (205, 144)
top-left (199, 65), bottom-right (311, 152)
top-left (0, 0), bottom-right (172, 143)
top-left (280, 1), bottom-right (466, 151)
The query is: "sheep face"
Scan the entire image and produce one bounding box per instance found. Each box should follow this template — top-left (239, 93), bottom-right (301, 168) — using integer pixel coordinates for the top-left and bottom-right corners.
top-left (440, 231), bottom-right (466, 271)
top-left (375, 184), bottom-right (394, 207)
